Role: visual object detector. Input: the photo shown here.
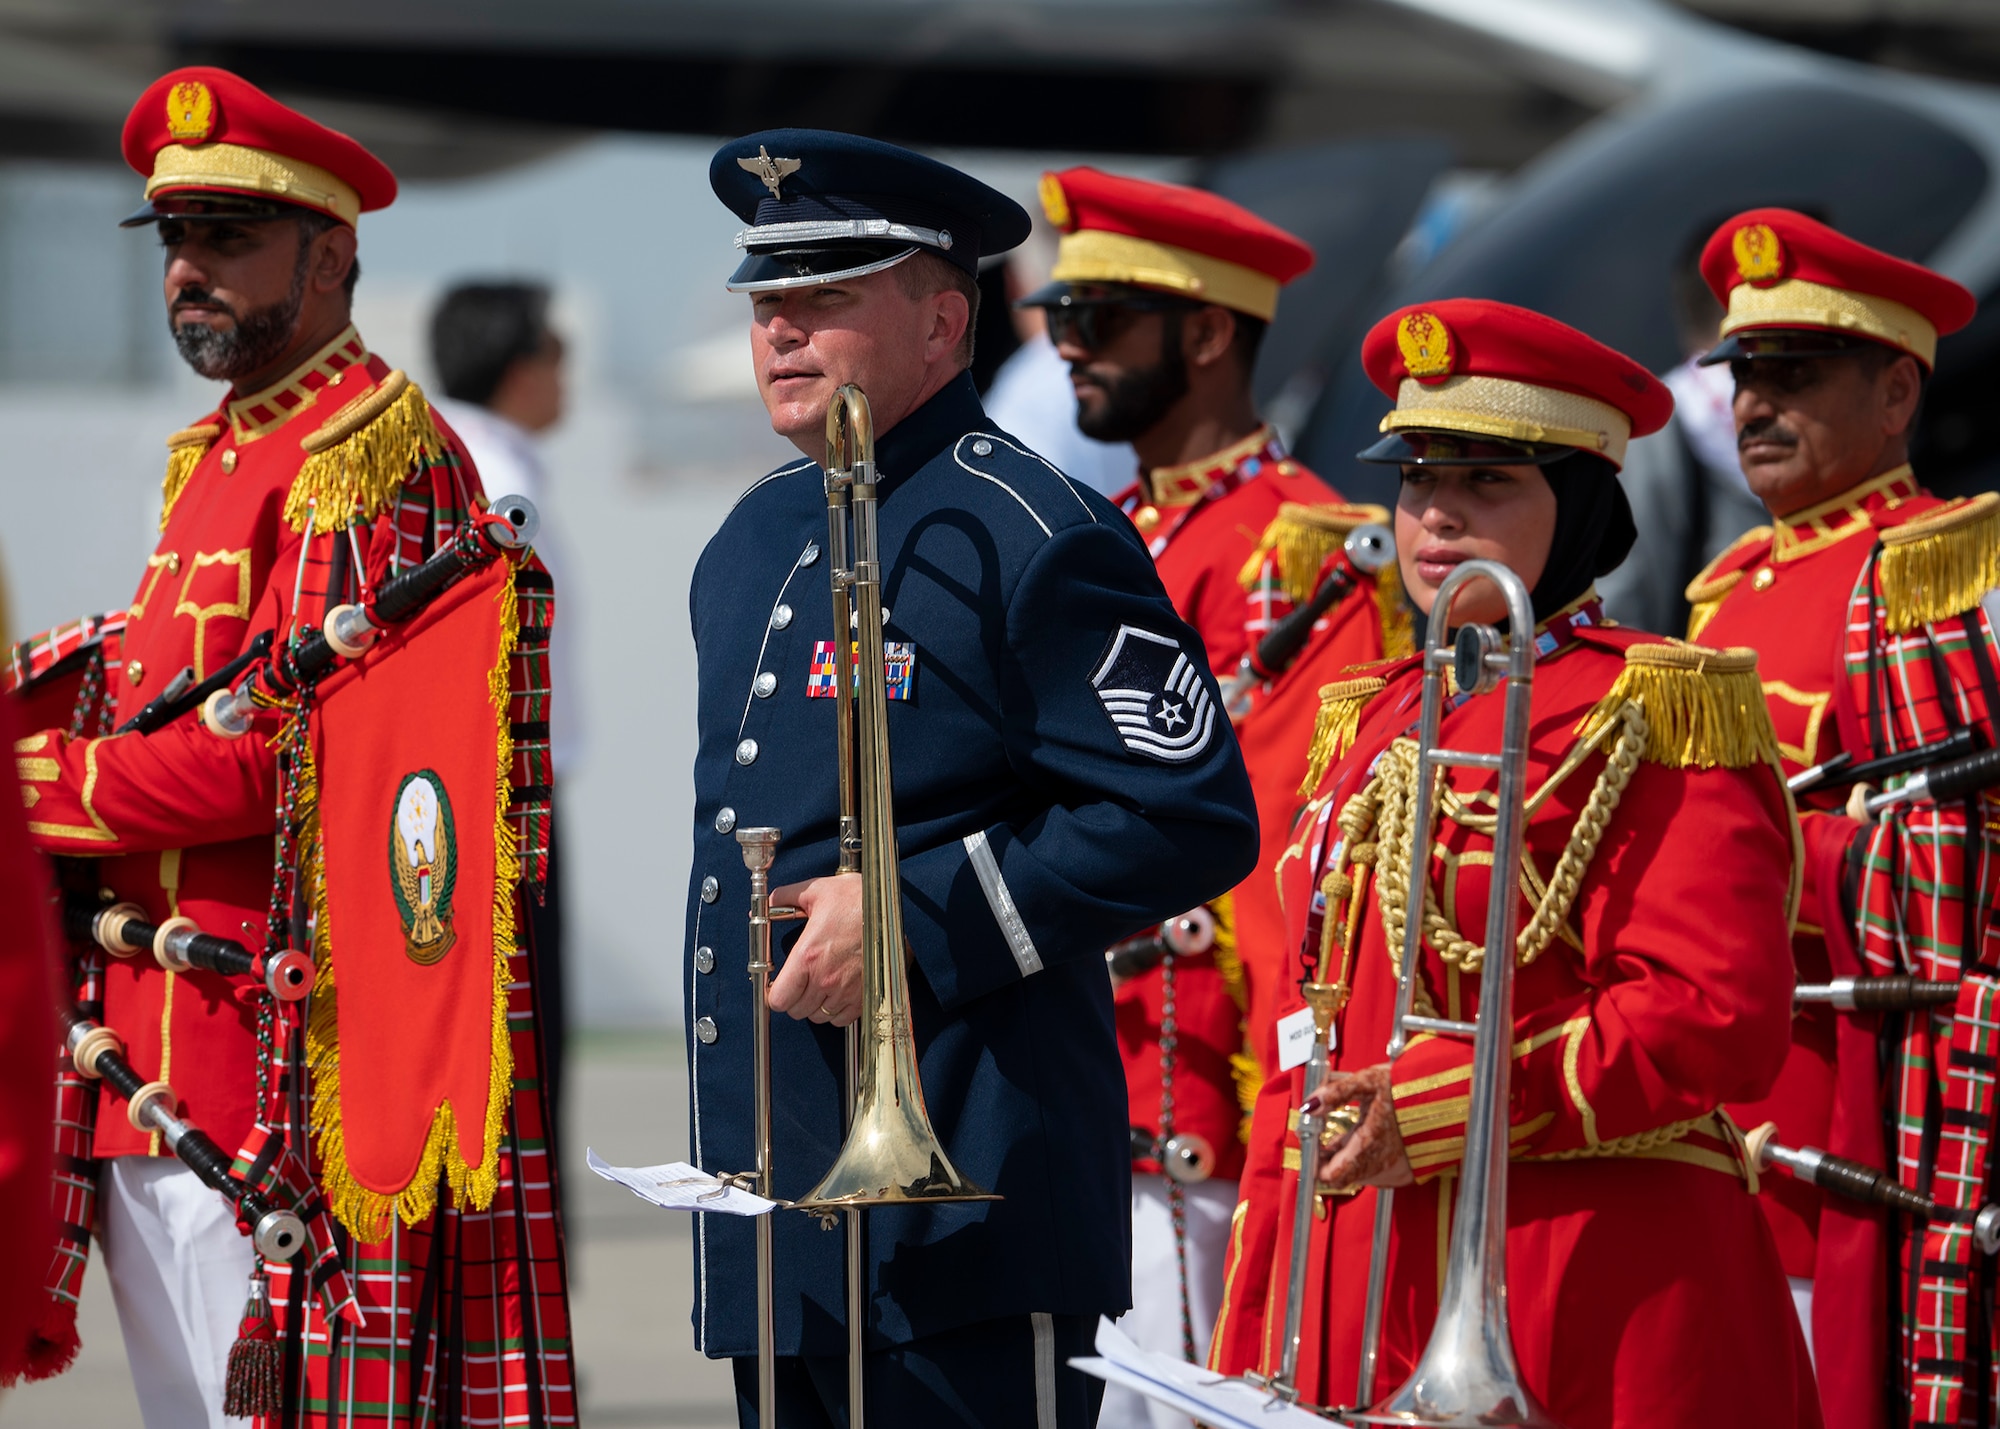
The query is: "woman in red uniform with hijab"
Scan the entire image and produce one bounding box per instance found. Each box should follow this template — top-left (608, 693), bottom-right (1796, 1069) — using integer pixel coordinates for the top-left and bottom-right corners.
top-left (1208, 298), bottom-right (1819, 1427)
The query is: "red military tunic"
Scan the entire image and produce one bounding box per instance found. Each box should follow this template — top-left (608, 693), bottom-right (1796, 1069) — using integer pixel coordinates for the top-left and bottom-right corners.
top-left (16, 326), bottom-right (480, 1160)
top-left (1210, 606), bottom-right (1819, 1428)
top-left (1112, 426), bottom-right (1388, 1176)
top-left (1689, 462), bottom-right (1996, 1429)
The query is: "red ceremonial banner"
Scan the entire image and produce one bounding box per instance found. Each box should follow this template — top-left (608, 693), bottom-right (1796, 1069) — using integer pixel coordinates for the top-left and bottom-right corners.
top-left (306, 560), bottom-right (517, 1238)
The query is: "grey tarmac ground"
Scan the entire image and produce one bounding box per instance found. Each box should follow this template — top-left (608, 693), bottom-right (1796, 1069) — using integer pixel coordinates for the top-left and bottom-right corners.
top-left (3, 1030), bottom-right (738, 1428)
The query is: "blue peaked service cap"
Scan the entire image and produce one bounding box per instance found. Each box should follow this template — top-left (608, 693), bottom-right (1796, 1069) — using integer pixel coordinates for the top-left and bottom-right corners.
top-left (711, 128), bottom-right (1032, 294)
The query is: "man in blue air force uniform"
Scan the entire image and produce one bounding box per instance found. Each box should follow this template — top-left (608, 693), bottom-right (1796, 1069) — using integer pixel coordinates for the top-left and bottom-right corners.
top-left (685, 129), bottom-right (1261, 1427)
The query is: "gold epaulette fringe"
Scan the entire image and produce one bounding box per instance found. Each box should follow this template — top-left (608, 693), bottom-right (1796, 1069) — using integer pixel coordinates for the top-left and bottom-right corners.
top-left (1877, 492), bottom-right (2000, 635)
top-left (285, 370), bottom-right (444, 534)
top-left (1208, 891), bottom-right (1243, 1011)
top-left (1375, 561), bottom-right (1415, 660)
top-left (1236, 502), bottom-right (1390, 602)
top-left (1575, 642), bottom-right (1778, 770)
top-left (1230, 1052), bottom-right (1262, 1133)
top-left (1300, 674), bottom-right (1389, 799)
top-left (160, 423), bottom-right (221, 530)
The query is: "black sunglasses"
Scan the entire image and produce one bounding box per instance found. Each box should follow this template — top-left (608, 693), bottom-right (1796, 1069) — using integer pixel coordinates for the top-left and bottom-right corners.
top-left (1043, 295), bottom-right (1196, 352)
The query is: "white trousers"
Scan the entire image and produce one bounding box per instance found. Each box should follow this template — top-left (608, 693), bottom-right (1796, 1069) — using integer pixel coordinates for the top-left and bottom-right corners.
top-left (1098, 1174), bottom-right (1240, 1429)
top-left (99, 1157), bottom-right (256, 1429)
top-left (1789, 1276), bottom-right (1815, 1371)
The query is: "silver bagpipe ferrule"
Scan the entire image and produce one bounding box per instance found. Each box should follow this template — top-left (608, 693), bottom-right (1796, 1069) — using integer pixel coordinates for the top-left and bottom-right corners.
top-left (202, 494), bottom-right (541, 740)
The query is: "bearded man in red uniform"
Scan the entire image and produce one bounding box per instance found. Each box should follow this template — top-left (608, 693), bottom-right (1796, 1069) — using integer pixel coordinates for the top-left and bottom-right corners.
top-left (1210, 298), bottom-right (1817, 1427)
top-left (1019, 168), bottom-right (1401, 1423)
top-left (1684, 209), bottom-right (1990, 1429)
top-left (9, 69), bottom-right (572, 1427)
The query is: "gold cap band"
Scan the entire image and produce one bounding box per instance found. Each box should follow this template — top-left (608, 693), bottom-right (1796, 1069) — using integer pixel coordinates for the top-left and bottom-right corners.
top-left (148, 142), bottom-right (361, 227)
top-left (1381, 374), bottom-right (1632, 466)
top-left (1050, 228), bottom-right (1281, 320)
top-left (1721, 276), bottom-right (1937, 367)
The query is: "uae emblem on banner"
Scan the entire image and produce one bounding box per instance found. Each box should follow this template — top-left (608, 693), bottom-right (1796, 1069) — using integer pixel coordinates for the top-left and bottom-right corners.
top-left (305, 558), bottom-right (519, 1238)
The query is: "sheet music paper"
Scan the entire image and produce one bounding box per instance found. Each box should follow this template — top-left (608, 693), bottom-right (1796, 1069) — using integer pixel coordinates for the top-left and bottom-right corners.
top-left (586, 1147), bottom-right (777, 1216)
top-left (1070, 1316), bottom-right (1337, 1427)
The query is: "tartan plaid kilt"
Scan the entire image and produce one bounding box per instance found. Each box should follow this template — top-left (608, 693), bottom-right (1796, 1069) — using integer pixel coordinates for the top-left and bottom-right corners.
top-left (263, 936), bottom-right (576, 1428)
top-left (1845, 562), bottom-right (2000, 1427)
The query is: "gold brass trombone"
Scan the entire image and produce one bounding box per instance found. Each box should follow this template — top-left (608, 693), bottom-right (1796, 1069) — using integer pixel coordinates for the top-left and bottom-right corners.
top-left (736, 384), bottom-right (997, 1429)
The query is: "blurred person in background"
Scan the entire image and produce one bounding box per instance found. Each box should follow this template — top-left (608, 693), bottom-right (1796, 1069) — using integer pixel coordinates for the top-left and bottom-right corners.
top-left (429, 280), bottom-right (573, 1147)
top-left (1597, 222), bottom-right (1768, 632)
top-left (1683, 208), bottom-right (1990, 1429)
top-left (1017, 167), bottom-right (1403, 1427)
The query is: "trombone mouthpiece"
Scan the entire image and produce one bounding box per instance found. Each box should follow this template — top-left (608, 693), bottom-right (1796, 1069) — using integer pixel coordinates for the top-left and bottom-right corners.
top-left (736, 826), bottom-right (782, 871)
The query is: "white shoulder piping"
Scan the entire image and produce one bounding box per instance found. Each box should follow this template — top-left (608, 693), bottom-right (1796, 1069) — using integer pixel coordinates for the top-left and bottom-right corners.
top-left (728, 457), bottom-right (818, 515)
top-left (965, 431), bottom-right (1100, 525)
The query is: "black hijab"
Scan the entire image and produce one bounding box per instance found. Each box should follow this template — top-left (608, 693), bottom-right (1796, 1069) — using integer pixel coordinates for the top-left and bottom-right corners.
top-left (1528, 450), bottom-right (1636, 623)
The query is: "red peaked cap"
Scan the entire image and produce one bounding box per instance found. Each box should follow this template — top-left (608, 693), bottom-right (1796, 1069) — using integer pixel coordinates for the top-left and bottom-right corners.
top-left (122, 67), bottom-right (397, 223)
top-left (1699, 207), bottom-right (1974, 338)
top-left (1362, 298), bottom-right (1673, 440)
top-left (1047, 167), bottom-right (1314, 286)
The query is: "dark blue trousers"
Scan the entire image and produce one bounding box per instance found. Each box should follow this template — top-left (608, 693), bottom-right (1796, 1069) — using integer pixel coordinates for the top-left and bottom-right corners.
top-left (731, 1313), bottom-right (1103, 1428)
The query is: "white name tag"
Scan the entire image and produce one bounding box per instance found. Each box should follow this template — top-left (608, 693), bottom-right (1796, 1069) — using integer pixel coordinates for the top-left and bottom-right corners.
top-left (1276, 1006), bottom-right (1325, 1072)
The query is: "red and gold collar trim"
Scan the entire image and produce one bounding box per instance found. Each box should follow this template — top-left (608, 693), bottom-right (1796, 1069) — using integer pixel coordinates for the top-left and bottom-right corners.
top-left (1772, 463), bottom-right (1918, 564)
top-left (1145, 424), bottom-right (1281, 508)
top-left (225, 325), bottom-right (370, 443)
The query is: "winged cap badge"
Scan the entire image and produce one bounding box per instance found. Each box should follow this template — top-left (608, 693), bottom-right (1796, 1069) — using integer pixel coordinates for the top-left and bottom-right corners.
top-left (738, 146), bottom-right (802, 200)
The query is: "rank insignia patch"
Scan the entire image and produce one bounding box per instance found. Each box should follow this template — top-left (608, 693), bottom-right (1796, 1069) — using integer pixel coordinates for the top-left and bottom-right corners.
top-left (390, 769), bottom-right (457, 966)
top-left (808, 640), bottom-right (917, 701)
top-left (1091, 625), bottom-right (1215, 763)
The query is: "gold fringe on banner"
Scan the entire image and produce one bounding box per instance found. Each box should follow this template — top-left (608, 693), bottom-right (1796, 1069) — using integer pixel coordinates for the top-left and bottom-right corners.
top-left (306, 574), bottom-right (520, 1241)
top-left (1230, 1051), bottom-right (1262, 1137)
top-left (1877, 492), bottom-right (2000, 635)
top-left (1236, 502), bottom-right (1391, 602)
top-left (285, 370), bottom-right (445, 534)
top-left (1299, 674), bottom-right (1389, 800)
top-left (160, 423), bottom-right (221, 530)
top-left (1207, 891), bottom-right (1242, 1010)
top-left (1575, 642), bottom-right (1778, 770)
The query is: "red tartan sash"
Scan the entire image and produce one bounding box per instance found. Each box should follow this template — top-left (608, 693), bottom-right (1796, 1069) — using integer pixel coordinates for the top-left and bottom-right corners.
top-left (1845, 553), bottom-right (2000, 1425)
top-left (2, 612), bottom-right (126, 697)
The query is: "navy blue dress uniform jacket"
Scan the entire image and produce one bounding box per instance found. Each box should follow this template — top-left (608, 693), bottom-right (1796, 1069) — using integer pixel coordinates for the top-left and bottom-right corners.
top-left (683, 373), bottom-right (1259, 1358)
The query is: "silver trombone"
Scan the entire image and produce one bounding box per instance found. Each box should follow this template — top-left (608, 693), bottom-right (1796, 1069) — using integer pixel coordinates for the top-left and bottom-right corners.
top-left (1347, 559), bottom-right (1562, 1428)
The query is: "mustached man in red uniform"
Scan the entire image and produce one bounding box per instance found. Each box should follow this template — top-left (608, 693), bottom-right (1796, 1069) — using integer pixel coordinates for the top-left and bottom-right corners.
top-left (7, 69), bottom-right (572, 1427)
top-left (1018, 168), bottom-right (1403, 1420)
top-left (1683, 209), bottom-right (1990, 1429)
top-left (1209, 298), bottom-right (1819, 1427)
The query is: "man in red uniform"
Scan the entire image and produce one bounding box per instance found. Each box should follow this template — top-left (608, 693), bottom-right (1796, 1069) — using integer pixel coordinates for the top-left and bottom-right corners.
top-left (11, 69), bottom-right (572, 1427)
top-left (1210, 298), bottom-right (1817, 1428)
top-left (1684, 209), bottom-right (1988, 1429)
top-left (1019, 168), bottom-right (1400, 1421)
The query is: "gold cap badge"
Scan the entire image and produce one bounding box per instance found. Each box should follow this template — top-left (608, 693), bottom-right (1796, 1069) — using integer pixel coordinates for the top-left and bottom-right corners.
top-left (737, 146), bottom-right (801, 200)
top-left (1039, 172), bottom-right (1071, 230)
top-left (165, 80), bottom-right (215, 144)
top-left (1733, 223), bottom-right (1785, 285)
top-left (1397, 310), bottom-right (1454, 381)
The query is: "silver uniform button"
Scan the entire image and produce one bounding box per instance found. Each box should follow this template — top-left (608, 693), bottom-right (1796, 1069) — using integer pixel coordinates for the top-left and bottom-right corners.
top-left (771, 604), bottom-right (793, 630)
top-left (695, 1016), bottom-right (718, 1044)
top-left (800, 543), bottom-right (821, 567)
top-left (736, 738), bottom-right (759, 766)
top-left (715, 807), bottom-right (737, 833)
top-left (753, 671), bottom-right (777, 698)
top-left (972, 438), bottom-right (993, 457)
top-left (701, 876), bottom-right (719, 903)
top-left (694, 946), bottom-right (715, 974)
